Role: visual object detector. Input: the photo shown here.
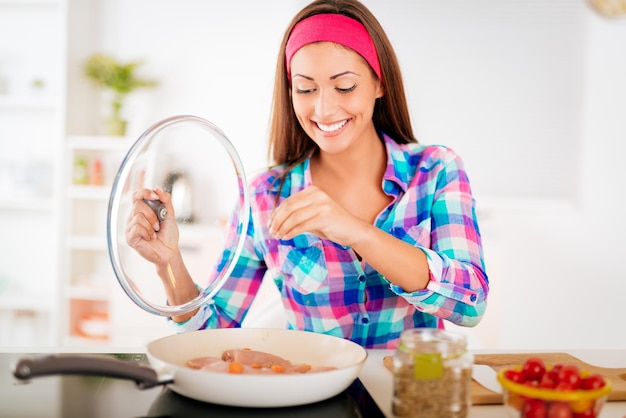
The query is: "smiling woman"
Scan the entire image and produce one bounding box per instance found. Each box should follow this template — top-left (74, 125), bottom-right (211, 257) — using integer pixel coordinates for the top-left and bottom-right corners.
top-left (122, 0), bottom-right (489, 351)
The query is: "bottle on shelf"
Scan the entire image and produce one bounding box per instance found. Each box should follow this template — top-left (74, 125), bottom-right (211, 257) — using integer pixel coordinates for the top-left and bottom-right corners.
top-left (73, 157), bottom-right (89, 185)
top-left (89, 158), bottom-right (103, 186)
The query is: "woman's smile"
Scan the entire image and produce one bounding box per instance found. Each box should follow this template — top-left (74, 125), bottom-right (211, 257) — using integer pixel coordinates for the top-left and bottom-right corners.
top-left (315, 118), bottom-right (350, 134)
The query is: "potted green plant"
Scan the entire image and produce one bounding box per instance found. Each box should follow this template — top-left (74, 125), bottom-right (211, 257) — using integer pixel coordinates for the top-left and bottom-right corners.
top-left (83, 54), bottom-right (158, 136)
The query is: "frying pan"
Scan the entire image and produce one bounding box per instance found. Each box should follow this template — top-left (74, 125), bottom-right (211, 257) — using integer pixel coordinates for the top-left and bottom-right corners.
top-left (13, 328), bottom-right (368, 408)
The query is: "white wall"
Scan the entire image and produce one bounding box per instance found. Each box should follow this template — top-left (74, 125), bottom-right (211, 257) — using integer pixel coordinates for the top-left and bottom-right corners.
top-left (65, 0), bottom-right (626, 350)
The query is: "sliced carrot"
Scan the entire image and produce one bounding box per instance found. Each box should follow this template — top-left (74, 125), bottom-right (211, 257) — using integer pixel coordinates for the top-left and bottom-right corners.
top-left (251, 363), bottom-right (262, 369)
top-left (271, 364), bottom-right (286, 373)
top-left (228, 361), bottom-right (244, 374)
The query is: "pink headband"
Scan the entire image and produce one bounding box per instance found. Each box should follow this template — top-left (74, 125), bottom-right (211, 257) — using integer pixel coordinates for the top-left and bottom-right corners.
top-left (285, 13), bottom-right (382, 81)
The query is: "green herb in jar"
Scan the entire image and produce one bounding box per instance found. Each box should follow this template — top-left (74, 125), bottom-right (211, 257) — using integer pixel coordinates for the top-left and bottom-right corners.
top-left (392, 328), bottom-right (473, 418)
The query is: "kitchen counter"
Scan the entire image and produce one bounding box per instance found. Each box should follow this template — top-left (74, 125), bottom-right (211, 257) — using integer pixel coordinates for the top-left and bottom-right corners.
top-left (2, 346), bottom-right (625, 417)
top-left (362, 348), bottom-right (626, 418)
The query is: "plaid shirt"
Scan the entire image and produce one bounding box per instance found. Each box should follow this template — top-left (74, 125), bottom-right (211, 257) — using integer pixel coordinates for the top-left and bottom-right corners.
top-left (172, 133), bottom-right (489, 349)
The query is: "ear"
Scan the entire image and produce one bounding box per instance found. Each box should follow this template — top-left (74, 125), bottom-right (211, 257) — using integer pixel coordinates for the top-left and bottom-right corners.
top-left (375, 80), bottom-right (385, 99)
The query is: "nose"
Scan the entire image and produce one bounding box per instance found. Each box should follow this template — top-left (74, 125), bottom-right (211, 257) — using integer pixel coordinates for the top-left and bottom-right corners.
top-left (314, 88), bottom-right (338, 119)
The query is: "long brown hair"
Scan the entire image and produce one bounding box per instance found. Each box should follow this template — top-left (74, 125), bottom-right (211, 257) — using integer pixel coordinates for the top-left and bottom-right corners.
top-left (268, 0), bottom-right (417, 170)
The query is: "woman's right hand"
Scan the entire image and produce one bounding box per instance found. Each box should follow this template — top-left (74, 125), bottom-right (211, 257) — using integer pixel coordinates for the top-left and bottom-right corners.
top-left (125, 187), bottom-right (179, 267)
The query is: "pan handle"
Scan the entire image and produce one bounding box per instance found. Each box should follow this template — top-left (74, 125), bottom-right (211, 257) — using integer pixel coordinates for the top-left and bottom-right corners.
top-left (13, 354), bottom-right (172, 390)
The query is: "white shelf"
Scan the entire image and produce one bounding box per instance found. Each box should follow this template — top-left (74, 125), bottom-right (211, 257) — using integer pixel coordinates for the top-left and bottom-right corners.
top-left (0, 196), bottom-right (55, 211)
top-left (67, 135), bottom-right (133, 151)
top-left (0, 293), bottom-right (53, 312)
top-left (65, 285), bottom-right (109, 301)
top-left (68, 235), bottom-right (108, 251)
top-left (68, 184), bottom-right (111, 200)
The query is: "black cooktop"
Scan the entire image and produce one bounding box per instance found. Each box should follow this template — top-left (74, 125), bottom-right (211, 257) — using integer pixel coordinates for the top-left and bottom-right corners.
top-left (1, 353), bottom-right (385, 418)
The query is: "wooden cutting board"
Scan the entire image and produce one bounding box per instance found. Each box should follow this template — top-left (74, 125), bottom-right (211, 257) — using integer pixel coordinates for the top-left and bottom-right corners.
top-left (382, 352), bottom-right (626, 405)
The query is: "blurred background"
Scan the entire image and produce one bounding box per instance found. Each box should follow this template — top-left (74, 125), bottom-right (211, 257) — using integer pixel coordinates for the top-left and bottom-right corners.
top-left (0, 0), bottom-right (624, 350)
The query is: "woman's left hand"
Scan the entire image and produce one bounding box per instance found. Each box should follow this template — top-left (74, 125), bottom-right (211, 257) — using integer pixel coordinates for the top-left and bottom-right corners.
top-left (267, 185), bottom-right (366, 246)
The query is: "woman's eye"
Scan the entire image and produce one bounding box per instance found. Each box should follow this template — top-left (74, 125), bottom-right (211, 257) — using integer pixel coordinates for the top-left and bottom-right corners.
top-left (336, 84), bottom-right (357, 94)
top-left (295, 87), bottom-right (315, 94)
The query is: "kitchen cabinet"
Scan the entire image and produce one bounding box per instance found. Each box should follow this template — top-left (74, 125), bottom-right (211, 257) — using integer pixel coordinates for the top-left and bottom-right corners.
top-left (0, 0), bottom-right (66, 346)
top-left (61, 135), bottom-right (172, 346)
top-left (60, 135), bottom-right (127, 344)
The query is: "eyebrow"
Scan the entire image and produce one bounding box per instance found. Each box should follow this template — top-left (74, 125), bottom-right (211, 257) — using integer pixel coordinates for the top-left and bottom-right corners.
top-left (292, 71), bottom-right (360, 81)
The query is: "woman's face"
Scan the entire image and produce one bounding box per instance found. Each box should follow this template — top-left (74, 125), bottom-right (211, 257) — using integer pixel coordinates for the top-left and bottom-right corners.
top-left (289, 42), bottom-right (384, 155)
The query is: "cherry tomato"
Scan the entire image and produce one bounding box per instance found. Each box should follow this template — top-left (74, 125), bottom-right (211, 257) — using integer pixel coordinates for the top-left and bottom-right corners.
top-left (555, 381), bottom-right (575, 391)
top-left (580, 374), bottom-right (605, 390)
top-left (546, 369), bottom-right (560, 381)
top-left (539, 372), bottom-right (557, 389)
top-left (557, 365), bottom-right (581, 389)
top-left (547, 402), bottom-right (573, 418)
top-left (523, 357), bottom-right (546, 381)
top-left (523, 398), bottom-right (548, 418)
top-left (526, 379), bottom-right (540, 388)
top-left (572, 408), bottom-right (596, 418)
top-left (505, 368), bottom-right (527, 384)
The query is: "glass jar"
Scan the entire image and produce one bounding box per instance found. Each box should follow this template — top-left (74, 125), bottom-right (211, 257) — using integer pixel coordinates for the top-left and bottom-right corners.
top-left (392, 328), bottom-right (473, 418)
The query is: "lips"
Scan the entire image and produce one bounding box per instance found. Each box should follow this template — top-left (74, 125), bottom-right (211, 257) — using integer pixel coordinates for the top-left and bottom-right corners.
top-left (316, 119), bottom-right (348, 132)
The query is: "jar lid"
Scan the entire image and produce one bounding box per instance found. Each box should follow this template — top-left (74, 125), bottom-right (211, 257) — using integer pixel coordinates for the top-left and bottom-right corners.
top-left (399, 328), bottom-right (467, 355)
top-left (107, 115), bottom-right (250, 317)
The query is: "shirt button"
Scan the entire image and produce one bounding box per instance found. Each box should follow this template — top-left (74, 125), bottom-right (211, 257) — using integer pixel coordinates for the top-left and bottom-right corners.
top-left (361, 317), bottom-right (369, 324)
top-left (470, 294), bottom-right (477, 302)
top-left (358, 275), bottom-right (365, 283)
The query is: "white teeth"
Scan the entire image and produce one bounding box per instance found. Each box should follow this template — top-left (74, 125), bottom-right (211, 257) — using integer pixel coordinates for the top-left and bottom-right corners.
top-left (317, 120), bottom-right (348, 132)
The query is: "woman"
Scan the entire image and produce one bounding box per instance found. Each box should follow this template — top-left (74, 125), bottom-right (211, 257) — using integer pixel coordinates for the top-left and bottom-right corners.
top-left (127, 0), bottom-right (489, 349)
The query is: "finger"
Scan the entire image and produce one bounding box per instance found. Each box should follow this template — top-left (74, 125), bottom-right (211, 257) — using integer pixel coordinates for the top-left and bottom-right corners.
top-left (153, 186), bottom-right (176, 221)
top-left (268, 189), bottom-right (317, 234)
top-left (129, 188), bottom-right (169, 227)
top-left (128, 189), bottom-right (158, 222)
top-left (273, 203), bottom-right (324, 240)
top-left (132, 188), bottom-right (160, 204)
top-left (126, 212), bottom-right (156, 242)
top-left (130, 200), bottom-right (162, 232)
top-left (152, 186), bottom-right (170, 204)
top-left (126, 224), bottom-right (154, 247)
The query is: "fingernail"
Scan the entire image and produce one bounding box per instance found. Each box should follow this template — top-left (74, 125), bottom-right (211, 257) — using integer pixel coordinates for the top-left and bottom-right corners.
top-left (150, 192), bottom-right (159, 200)
top-left (154, 222), bottom-right (160, 231)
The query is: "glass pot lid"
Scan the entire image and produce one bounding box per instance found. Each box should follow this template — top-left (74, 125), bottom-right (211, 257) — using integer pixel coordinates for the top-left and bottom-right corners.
top-left (107, 115), bottom-right (250, 316)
